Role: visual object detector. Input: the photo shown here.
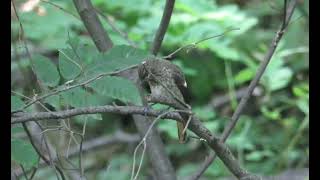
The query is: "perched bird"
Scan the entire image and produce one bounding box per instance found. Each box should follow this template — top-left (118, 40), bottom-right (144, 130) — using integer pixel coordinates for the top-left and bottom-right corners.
top-left (138, 58), bottom-right (190, 143)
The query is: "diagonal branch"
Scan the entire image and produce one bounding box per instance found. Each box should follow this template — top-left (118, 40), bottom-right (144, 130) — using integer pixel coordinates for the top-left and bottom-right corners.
top-left (150, 0), bottom-right (175, 55)
top-left (72, 0), bottom-right (113, 52)
top-left (188, 0), bottom-right (298, 179)
top-left (71, 0), bottom-right (177, 179)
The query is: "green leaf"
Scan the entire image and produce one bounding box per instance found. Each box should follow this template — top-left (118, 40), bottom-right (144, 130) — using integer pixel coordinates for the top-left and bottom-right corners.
top-left (235, 68), bottom-right (255, 85)
top-left (85, 45), bottom-right (149, 76)
top-left (263, 67), bottom-right (293, 91)
top-left (297, 99), bottom-right (309, 115)
top-left (61, 88), bottom-right (102, 120)
top-left (261, 106), bottom-right (281, 120)
top-left (61, 87), bottom-right (101, 108)
top-left (11, 138), bottom-right (39, 169)
top-left (44, 95), bottom-right (61, 110)
top-left (89, 76), bottom-right (142, 105)
top-left (245, 150), bottom-right (274, 161)
top-left (33, 55), bottom-right (60, 87)
top-left (58, 48), bottom-right (82, 80)
top-left (293, 83), bottom-right (309, 98)
top-left (11, 96), bottom-right (25, 111)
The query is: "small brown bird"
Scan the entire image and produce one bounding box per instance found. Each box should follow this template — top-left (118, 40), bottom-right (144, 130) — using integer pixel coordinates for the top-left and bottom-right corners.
top-left (138, 58), bottom-right (190, 143)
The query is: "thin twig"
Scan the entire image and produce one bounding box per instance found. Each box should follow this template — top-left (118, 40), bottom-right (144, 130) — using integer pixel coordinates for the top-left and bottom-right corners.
top-left (12, 0), bottom-right (42, 88)
top-left (13, 102), bottom-right (258, 178)
top-left (131, 109), bottom-right (184, 180)
top-left (39, 0), bottom-right (80, 19)
top-left (150, 0), bottom-right (175, 55)
top-left (20, 165), bottom-right (29, 180)
top-left (163, 28), bottom-right (240, 60)
top-left (28, 167), bottom-right (38, 180)
top-left (94, 8), bottom-right (137, 47)
top-left (188, 0), bottom-right (298, 179)
top-left (18, 64), bottom-right (139, 111)
top-left (40, 0), bottom-right (134, 49)
top-left (22, 122), bottom-right (66, 180)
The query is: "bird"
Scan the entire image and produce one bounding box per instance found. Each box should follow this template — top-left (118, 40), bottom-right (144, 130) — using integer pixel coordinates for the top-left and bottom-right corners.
top-left (138, 58), bottom-right (190, 143)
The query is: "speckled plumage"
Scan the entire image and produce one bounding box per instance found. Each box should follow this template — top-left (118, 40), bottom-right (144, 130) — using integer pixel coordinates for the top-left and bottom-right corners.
top-left (138, 59), bottom-right (188, 143)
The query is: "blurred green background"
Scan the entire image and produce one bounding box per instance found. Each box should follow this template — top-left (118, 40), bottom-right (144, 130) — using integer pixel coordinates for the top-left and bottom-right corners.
top-left (11, 0), bottom-right (309, 179)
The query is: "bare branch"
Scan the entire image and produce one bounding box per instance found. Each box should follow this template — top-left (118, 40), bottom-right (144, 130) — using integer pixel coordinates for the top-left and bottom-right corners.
top-left (12, 103), bottom-right (259, 179)
top-left (71, 0), bottom-right (177, 178)
top-left (131, 109), bottom-right (188, 180)
top-left (150, 0), bottom-right (175, 55)
top-left (14, 131), bottom-right (140, 177)
top-left (11, 105), bottom-right (184, 124)
top-left (22, 123), bottom-right (66, 180)
top-left (72, 0), bottom-right (113, 52)
top-left (188, 0), bottom-right (298, 179)
top-left (163, 28), bottom-right (239, 60)
top-left (39, 0), bottom-right (80, 20)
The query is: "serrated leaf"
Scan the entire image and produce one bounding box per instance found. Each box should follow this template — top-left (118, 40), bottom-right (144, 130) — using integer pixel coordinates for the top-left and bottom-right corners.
top-left (33, 55), bottom-right (60, 87)
top-left (85, 45), bottom-right (149, 76)
top-left (11, 138), bottom-right (39, 169)
top-left (11, 96), bottom-right (25, 111)
top-left (61, 88), bottom-right (103, 120)
top-left (61, 87), bottom-right (100, 107)
top-left (59, 48), bottom-right (82, 80)
top-left (89, 76), bottom-right (142, 105)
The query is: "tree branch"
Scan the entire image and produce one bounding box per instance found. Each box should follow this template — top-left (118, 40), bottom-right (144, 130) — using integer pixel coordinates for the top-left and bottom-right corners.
top-left (188, 0), bottom-right (298, 179)
top-left (72, 0), bottom-right (113, 52)
top-left (71, 0), bottom-right (177, 178)
top-left (11, 105), bottom-right (183, 124)
top-left (12, 103), bottom-right (259, 179)
top-left (14, 131), bottom-right (140, 177)
top-left (22, 122), bottom-right (66, 180)
top-left (150, 0), bottom-right (175, 55)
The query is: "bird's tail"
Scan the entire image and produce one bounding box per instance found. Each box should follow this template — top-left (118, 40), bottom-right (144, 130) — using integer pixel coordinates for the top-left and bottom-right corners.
top-left (177, 121), bottom-right (187, 143)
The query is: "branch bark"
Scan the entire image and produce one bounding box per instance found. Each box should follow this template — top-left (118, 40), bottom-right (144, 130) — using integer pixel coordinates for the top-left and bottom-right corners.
top-left (14, 131), bottom-right (140, 177)
top-left (72, 0), bottom-right (113, 52)
top-left (150, 0), bottom-right (175, 55)
top-left (71, 1), bottom-right (176, 179)
top-left (12, 103), bottom-right (258, 179)
top-left (11, 105), bottom-right (183, 124)
top-left (188, 0), bottom-right (298, 179)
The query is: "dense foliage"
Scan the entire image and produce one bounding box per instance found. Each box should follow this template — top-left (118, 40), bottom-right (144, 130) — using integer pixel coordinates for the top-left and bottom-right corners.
top-left (11, 0), bottom-right (309, 179)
